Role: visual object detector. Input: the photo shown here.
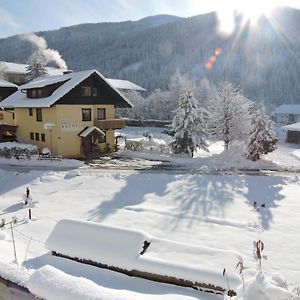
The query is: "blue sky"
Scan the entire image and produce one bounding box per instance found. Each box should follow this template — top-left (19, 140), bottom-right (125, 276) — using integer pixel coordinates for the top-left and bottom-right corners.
top-left (0, 0), bottom-right (299, 38)
top-left (0, 0), bottom-right (216, 38)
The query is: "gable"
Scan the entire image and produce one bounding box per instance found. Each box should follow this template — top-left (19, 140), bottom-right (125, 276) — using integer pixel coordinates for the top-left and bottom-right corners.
top-left (55, 72), bottom-right (132, 108)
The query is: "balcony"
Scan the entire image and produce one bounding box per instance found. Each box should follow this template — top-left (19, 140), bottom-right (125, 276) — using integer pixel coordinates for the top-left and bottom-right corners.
top-left (94, 119), bottom-right (126, 130)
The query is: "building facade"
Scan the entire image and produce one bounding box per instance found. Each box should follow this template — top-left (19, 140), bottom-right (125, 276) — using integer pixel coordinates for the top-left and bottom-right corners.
top-left (271, 105), bottom-right (300, 125)
top-left (0, 70), bottom-right (133, 158)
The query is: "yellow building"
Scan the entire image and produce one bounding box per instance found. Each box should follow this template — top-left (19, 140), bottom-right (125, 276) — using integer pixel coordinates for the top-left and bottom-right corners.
top-left (0, 70), bottom-right (133, 158)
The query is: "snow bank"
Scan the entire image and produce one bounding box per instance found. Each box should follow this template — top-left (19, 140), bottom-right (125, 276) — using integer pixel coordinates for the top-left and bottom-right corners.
top-left (46, 219), bottom-right (151, 268)
top-left (46, 219), bottom-right (241, 291)
top-left (0, 157), bottom-right (84, 169)
top-left (0, 142), bottom-right (38, 151)
top-left (0, 261), bottom-right (30, 287)
top-left (27, 265), bottom-right (196, 300)
top-left (64, 169), bottom-right (81, 179)
top-left (229, 272), bottom-right (298, 300)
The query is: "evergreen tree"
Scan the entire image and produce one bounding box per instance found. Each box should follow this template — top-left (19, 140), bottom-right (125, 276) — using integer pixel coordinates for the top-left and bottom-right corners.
top-left (25, 51), bottom-right (49, 82)
top-left (171, 90), bottom-right (209, 157)
top-left (246, 103), bottom-right (278, 161)
top-left (208, 81), bottom-right (245, 151)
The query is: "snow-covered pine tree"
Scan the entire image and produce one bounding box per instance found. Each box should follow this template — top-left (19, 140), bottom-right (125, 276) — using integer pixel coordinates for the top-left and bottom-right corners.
top-left (171, 89), bottom-right (209, 157)
top-left (25, 51), bottom-right (49, 82)
top-left (208, 81), bottom-right (245, 151)
top-left (246, 103), bottom-right (278, 161)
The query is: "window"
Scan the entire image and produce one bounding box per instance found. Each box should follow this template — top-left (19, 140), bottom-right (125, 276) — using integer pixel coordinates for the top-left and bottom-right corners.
top-left (92, 87), bottom-right (97, 96)
top-left (41, 133), bottom-right (45, 142)
top-left (0, 114), bottom-right (3, 120)
top-left (35, 133), bottom-right (39, 141)
top-left (30, 132), bottom-right (34, 140)
top-left (97, 108), bottom-right (106, 120)
top-left (82, 108), bottom-right (91, 121)
top-left (31, 89), bottom-right (43, 98)
top-left (29, 108), bottom-right (33, 116)
top-left (36, 108), bottom-right (42, 122)
top-left (98, 131), bottom-right (106, 143)
top-left (81, 86), bottom-right (92, 96)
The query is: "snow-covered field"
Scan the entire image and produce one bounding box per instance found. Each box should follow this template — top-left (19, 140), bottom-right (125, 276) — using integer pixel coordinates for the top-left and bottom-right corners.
top-left (0, 127), bottom-right (299, 299)
top-left (0, 167), bottom-right (300, 299)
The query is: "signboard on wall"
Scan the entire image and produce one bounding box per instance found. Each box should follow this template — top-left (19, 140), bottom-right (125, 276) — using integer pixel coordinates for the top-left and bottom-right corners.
top-left (60, 119), bottom-right (86, 132)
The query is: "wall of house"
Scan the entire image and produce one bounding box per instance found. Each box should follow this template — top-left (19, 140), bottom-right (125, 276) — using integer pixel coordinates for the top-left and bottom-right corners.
top-left (0, 110), bottom-right (15, 125)
top-left (275, 113), bottom-right (300, 124)
top-left (14, 107), bottom-right (58, 154)
top-left (14, 104), bottom-right (116, 158)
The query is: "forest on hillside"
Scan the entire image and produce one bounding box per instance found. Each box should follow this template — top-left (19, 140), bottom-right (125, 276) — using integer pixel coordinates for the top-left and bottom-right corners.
top-left (0, 8), bottom-right (300, 107)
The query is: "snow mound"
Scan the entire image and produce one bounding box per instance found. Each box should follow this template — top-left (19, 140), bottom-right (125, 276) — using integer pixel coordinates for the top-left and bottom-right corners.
top-left (64, 169), bottom-right (81, 179)
top-left (0, 261), bottom-right (30, 287)
top-left (229, 272), bottom-right (298, 300)
top-left (46, 219), bottom-right (151, 268)
top-left (27, 265), bottom-right (196, 300)
top-left (46, 219), bottom-right (242, 291)
top-left (0, 142), bottom-right (38, 151)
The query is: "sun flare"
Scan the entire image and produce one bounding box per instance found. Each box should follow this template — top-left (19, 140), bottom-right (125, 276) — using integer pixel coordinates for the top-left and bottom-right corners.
top-left (216, 1), bottom-right (280, 35)
top-left (235, 2), bottom-right (275, 22)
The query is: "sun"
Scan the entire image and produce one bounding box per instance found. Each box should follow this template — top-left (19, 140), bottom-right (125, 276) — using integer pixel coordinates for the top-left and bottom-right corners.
top-left (216, 0), bottom-right (280, 35)
top-left (235, 2), bottom-right (276, 22)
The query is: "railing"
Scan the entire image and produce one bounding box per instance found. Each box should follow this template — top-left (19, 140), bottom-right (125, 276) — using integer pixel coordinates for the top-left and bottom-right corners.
top-left (94, 119), bottom-right (126, 130)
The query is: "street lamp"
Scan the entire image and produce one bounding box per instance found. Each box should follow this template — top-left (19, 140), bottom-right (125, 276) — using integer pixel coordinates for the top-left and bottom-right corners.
top-left (44, 123), bottom-right (55, 156)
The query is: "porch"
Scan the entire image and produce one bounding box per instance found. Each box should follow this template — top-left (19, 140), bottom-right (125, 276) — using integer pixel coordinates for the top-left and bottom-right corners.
top-left (78, 126), bottom-right (106, 158)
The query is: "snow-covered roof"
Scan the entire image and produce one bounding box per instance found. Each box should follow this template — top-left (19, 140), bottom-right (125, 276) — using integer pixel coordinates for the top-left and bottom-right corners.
top-left (19, 75), bottom-right (68, 89)
top-left (79, 126), bottom-right (105, 137)
top-left (107, 78), bottom-right (146, 91)
top-left (283, 122), bottom-right (300, 131)
top-left (1, 61), bottom-right (66, 76)
top-left (0, 79), bottom-right (18, 88)
top-left (272, 105), bottom-right (300, 115)
top-left (0, 69), bottom-right (132, 108)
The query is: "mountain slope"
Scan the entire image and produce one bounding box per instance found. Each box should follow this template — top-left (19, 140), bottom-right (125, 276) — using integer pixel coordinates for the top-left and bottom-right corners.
top-left (0, 9), bottom-right (300, 106)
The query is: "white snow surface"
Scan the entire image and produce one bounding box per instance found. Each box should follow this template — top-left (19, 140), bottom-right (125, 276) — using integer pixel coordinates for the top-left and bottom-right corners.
top-left (46, 219), bottom-right (241, 289)
top-left (0, 79), bottom-right (18, 88)
top-left (0, 156), bottom-right (83, 169)
top-left (0, 132), bottom-right (300, 300)
top-left (79, 126), bottom-right (105, 137)
top-left (0, 261), bottom-right (30, 287)
top-left (0, 142), bottom-right (38, 151)
top-left (27, 265), bottom-right (196, 300)
top-left (229, 272), bottom-right (297, 300)
top-left (283, 122), bottom-right (300, 131)
top-left (107, 79), bottom-right (146, 91)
